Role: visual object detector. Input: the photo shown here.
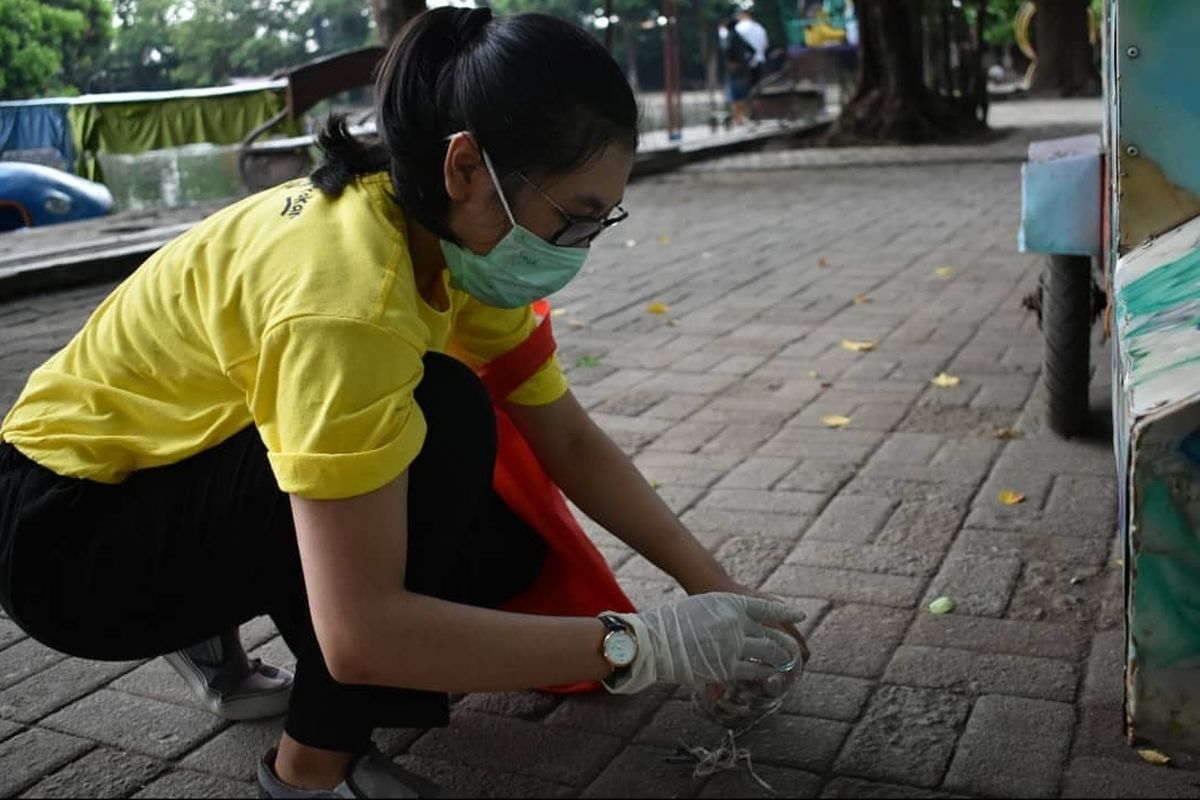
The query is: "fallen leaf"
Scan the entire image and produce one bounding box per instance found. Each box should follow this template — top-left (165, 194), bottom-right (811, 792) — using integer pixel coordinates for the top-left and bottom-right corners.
top-left (853, 294), bottom-right (871, 305)
top-left (817, 257), bottom-right (829, 268)
top-left (658, 234), bottom-right (671, 245)
top-left (1114, 558), bottom-right (1125, 567)
top-left (841, 339), bottom-right (879, 353)
top-left (808, 370), bottom-right (820, 379)
top-left (931, 372), bottom-right (961, 388)
top-left (551, 308), bottom-right (568, 318)
top-left (998, 489), bottom-right (1026, 506)
top-left (647, 302), bottom-right (671, 315)
top-left (1137, 749), bottom-right (1171, 767)
top-left (935, 266), bottom-right (955, 278)
top-left (928, 596), bottom-right (955, 615)
top-left (574, 355), bottom-right (603, 368)
top-left (820, 381), bottom-right (834, 389)
top-left (820, 415), bottom-right (851, 428)
top-left (993, 428), bottom-right (1023, 440)
top-left (649, 480), bottom-right (662, 490)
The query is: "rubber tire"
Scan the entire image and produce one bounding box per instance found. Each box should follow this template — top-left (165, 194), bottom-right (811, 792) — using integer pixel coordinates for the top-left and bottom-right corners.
top-left (1043, 255), bottom-right (1093, 437)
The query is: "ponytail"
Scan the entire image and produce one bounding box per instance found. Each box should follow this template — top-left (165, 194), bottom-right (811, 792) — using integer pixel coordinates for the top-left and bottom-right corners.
top-left (309, 8), bottom-right (638, 238)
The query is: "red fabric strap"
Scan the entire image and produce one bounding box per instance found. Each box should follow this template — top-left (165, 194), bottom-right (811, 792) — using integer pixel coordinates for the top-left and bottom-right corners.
top-left (478, 302), bottom-right (557, 402)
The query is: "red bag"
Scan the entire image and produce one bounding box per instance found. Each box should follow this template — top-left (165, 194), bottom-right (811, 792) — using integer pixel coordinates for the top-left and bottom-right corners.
top-left (477, 300), bottom-right (636, 693)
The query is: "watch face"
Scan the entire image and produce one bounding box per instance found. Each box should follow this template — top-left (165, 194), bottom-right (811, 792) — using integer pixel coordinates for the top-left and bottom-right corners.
top-left (605, 631), bottom-right (637, 667)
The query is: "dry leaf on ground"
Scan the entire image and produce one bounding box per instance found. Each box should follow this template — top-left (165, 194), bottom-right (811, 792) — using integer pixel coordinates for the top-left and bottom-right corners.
top-left (551, 308), bottom-right (567, 318)
top-left (1137, 749), bottom-right (1171, 767)
top-left (658, 234), bottom-right (671, 245)
top-left (820, 415), bottom-right (851, 428)
top-left (842, 339), bottom-right (879, 352)
top-left (993, 428), bottom-right (1023, 440)
top-left (818, 257), bottom-right (829, 268)
top-left (998, 489), bottom-right (1026, 506)
top-left (935, 266), bottom-right (955, 278)
top-left (853, 294), bottom-right (871, 305)
top-left (647, 302), bottom-right (670, 315)
top-left (931, 373), bottom-right (961, 388)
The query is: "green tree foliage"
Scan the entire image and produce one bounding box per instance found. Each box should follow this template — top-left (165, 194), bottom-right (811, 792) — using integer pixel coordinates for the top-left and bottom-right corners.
top-left (0, 0), bottom-right (112, 99)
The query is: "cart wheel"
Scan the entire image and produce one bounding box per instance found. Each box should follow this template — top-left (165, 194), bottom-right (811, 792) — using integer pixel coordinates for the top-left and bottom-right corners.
top-left (1043, 254), bottom-right (1092, 437)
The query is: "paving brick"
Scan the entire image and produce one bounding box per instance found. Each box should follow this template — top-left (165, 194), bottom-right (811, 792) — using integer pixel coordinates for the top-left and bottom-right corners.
top-left (759, 428), bottom-right (884, 464)
top-left (456, 691), bottom-right (561, 721)
top-left (1062, 757), bottom-right (1200, 799)
top-left (954, 527), bottom-right (1111, 565)
top-left (41, 690), bottom-right (226, 760)
top-left (709, 535), bottom-right (795, 589)
top-left (634, 702), bottom-right (848, 773)
top-left (131, 770), bottom-right (256, 798)
top-left (763, 566), bottom-right (926, 609)
top-left (681, 508), bottom-right (807, 540)
top-left (923, 554), bottom-right (1022, 617)
top-left (110, 659), bottom-right (206, 709)
top-left (867, 434), bottom-right (943, 465)
top-left (699, 489), bottom-right (827, 516)
top-left (821, 778), bottom-right (966, 798)
top-left (544, 684), bottom-right (673, 739)
top-left (1006, 561), bottom-right (1124, 628)
top-left (0, 639), bottom-right (68, 691)
top-left (395, 754), bottom-right (574, 798)
top-left (883, 645), bottom-right (1078, 701)
top-left (700, 424), bottom-right (787, 457)
top-left (776, 461), bottom-right (857, 494)
top-left (785, 541), bottom-right (942, 578)
top-left (804, 495), bottom-right (898, 545)
top-left (0, 618), bottom-right (27, 651)
top-left (835, 685), bottom-right (971, 788)
top-left (943, 695), bottom-right (1074, 797)
top-left (410, 710), bottom-right (623, 787)
top-left (906, 613), bottom-right (1088, 660)
top-left (0, 728), bottom-right (92, 796)
top-left (699, 764), bottom-right (822, 798)
top-left (1070, 705), bottom-right (1132, 762)
top-left (580, 745), bottom-right (699, 798)
top-left (993, 438), bottom-right (1116, 477)
top-left (649, 420), bottom-right (727, 453)
top-left (783, 672), bottom-right (874, 722)
top-left (19, 746), bottom-right (165, 798)
top-left (803, 605), bottom-right (911, 679)
top-left (711, 457), bottom-right (798, 491)
top-left (0, 658), bottom-right (139, 724)
top-left (178, 718), bottom-right (284, 782)
top-left (1081, 629), bottom-right (1126, 711)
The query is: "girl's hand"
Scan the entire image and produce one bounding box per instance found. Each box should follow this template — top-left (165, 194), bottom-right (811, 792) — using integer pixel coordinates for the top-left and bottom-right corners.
top-left (684, 574), bottom-right (811, 665)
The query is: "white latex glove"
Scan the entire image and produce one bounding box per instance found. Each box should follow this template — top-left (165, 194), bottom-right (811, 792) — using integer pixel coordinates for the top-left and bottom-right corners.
top-left (602, 592), bottom-right (805, 695)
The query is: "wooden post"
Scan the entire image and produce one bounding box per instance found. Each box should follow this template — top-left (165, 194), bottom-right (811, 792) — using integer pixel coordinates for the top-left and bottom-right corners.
top-left (663, 0), bottom-right (684, 140)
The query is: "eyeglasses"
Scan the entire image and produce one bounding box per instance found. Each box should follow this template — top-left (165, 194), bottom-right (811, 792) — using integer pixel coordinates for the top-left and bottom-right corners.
top-left (516, 174), bottom-right (629, 248)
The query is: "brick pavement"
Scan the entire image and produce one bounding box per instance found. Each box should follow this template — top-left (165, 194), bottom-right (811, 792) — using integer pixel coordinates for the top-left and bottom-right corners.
top-left (4, 104), bottom-right (1200, 797)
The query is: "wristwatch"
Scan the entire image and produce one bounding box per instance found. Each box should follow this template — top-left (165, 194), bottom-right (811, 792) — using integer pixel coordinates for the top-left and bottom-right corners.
top-left (599, 614), bottom-right (638, 689)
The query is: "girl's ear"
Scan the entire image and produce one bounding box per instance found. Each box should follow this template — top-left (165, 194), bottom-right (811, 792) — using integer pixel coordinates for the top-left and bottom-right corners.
top-left (444, 132), bottom-right (485, 203)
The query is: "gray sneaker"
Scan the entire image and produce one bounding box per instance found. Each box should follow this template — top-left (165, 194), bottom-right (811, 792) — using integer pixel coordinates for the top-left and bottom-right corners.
top-left (257, 746), bottom-right (443, 798)
top-left (164, 629), bottom-right (293, 721)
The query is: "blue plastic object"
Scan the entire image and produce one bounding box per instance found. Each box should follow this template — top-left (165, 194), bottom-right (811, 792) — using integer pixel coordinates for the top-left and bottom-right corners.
top-left (0, 161), bottom-right (112, 232)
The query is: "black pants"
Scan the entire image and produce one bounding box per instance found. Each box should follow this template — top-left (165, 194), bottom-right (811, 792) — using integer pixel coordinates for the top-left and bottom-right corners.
top-left (0, 353), bottom-right (546, 753)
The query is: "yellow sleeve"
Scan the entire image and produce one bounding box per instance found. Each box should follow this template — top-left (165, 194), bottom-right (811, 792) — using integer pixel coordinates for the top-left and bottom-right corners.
top-left (449, 298), bottom-right (569, 407)
top-left (251, 315), bottom-right (427, 499)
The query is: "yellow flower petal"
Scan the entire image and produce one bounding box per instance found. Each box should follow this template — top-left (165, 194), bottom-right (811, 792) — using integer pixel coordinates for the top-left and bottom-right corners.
top-left (1137, 749), bottom-right (1171, 766)
top-left (820, 415), bottom-right (852, 428)
top-left (931, 373), bottom-right (961, 388)
top-left (551, 308), bottom-right (567, 318)
top-left (935, 266), bottom-right (955, 278)
top-left (841, 339), bottom-right (879, 353)
top-left (998, 489), bottom-right (1026, 506)
top-left (647, 302), bottom-right (671, 315)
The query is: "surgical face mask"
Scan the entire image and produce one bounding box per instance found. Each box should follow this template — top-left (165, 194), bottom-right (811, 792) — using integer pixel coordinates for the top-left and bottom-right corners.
top-left (439, 149), bottom-right (589, 309)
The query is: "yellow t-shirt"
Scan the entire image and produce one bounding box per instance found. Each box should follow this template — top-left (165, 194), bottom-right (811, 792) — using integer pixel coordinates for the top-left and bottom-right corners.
top-left (0, 172), bottom-right (568, 500)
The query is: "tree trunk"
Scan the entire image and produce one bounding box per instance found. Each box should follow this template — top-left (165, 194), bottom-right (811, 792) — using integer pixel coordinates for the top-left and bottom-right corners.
top-left (372, 0), bottom-right (427, 45)
top-left (1030, 0), bottom-right (1099, 97)
top-left (694, 0), bottom-right (718, 98)
top-left (622, 25), bottom-right (640, 92)
top-left (833, 0), bottom-right (984, 143)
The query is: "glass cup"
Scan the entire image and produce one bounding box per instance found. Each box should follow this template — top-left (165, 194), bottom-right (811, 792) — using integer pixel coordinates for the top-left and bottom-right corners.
top-left (691, 651), bottom-right (802, 733)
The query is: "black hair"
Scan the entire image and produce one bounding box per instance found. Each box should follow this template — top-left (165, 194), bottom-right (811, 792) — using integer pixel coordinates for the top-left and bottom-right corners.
top-left (311, 8), bottom-right (639, 240)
